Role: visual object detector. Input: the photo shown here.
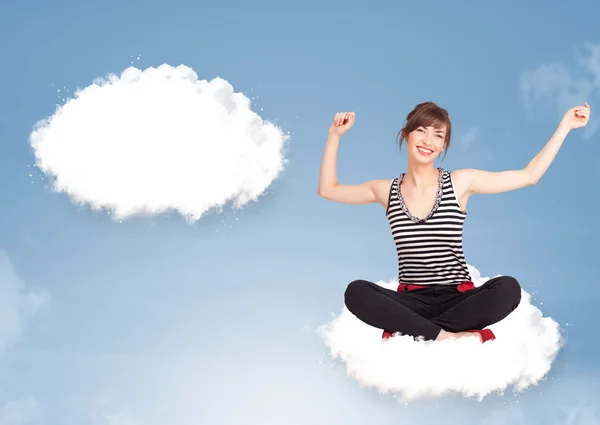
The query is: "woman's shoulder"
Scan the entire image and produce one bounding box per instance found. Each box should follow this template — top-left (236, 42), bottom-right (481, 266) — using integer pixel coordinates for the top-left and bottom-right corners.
top-left (367, 178), bottom-right (396, 203)
top-left (442, 168), bottom-right (466, 182)
top-left (445, 168), bottom-right (469, 183)
top-left (370, 178), bottom-right (396, 192)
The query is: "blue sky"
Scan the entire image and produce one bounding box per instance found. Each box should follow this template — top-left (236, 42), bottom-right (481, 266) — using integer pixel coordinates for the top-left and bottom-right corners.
top-left (1, 0), bottom-right (600, 423)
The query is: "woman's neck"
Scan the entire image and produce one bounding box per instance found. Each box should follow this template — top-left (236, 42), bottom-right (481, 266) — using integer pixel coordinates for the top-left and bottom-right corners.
top-left (403, 162), bottom-right (439, 190)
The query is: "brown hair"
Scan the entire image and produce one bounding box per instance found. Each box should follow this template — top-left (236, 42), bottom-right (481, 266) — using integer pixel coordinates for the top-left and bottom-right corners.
top-left (397, 101), bottom-right (452, 159)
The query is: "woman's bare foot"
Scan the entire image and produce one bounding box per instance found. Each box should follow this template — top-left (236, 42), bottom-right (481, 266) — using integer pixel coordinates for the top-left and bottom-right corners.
top-left (436, 329), bottom-right (483, 343)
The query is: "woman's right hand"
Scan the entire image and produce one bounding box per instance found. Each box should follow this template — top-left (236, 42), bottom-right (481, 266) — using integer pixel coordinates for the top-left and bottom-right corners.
top-left (329, 112), bottom-right (355, 137)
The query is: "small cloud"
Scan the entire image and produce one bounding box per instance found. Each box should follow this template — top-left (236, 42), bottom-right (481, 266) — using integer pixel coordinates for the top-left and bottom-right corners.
top-left (29, 64), bottom-right (289, 223)
top-left (0, 395), bottom-right (42, 425)
top-left (317, 265), bottom-right (562, 402)
top-left (91, 398), bottom-right (140, 425)
top-left (0, 251), bottom-right (50, 356)
top-left (520, 43), bottom-right (600, 138)
top-left (479, 404), bottom-right (527, 425)
top-left (98, 411), bottom-right (140, 425)
top-left (559, 401), bottom-right (600, 425)
top-left (477, 400), bottom-right (600, 425)
top-left (460, 127), bottom-right (478, 149)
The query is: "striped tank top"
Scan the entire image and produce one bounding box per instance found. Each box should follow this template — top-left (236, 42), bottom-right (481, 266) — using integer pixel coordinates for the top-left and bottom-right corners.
top-left (385, 168), bottom-right (471, 285)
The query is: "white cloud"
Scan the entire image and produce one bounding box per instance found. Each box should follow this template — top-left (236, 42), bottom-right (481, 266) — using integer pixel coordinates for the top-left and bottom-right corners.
top-left (560, 402), bottom-right (600, 425)
top-left (0, 395), bottom-right (42, 425)
top-left (95, 407), bottom-right (140, 425)
top-left (460, 127), bottom-right (478, 149)
top-left (479, 405), bottom-right (527, 425)
top-left (29, 64), bottom-right (289, 223)
top-left (0, 254), bottom-right (47, 423)
top-left (0, 252), bottom-right (50, 356)
top-left (317, 265), bottom-right (562, 402)
top-left (520, 44), bottom-right (600, 138)
top-left (478, 400), bottom-right (600, 425)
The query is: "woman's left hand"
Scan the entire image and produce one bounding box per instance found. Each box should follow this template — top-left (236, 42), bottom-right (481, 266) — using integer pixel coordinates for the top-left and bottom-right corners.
top-left (561, 102), bottom-right (591, 130)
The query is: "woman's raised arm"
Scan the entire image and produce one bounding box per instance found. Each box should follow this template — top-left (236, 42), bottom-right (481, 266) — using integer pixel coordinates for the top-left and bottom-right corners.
top-left (318, 112), bottom-right (390, 206)
top-left (454, 103), bottom-right (591, 197)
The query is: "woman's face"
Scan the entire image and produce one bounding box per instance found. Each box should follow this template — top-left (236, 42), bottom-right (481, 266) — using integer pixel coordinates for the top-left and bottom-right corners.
top-left (405, 125), bottom-right (447, 164)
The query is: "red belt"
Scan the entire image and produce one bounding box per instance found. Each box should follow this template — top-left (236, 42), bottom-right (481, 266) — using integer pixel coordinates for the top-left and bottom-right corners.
top-left (396, 281), bottom-right (475, 293)
top-left (382, 281), bottom-right (476, 340)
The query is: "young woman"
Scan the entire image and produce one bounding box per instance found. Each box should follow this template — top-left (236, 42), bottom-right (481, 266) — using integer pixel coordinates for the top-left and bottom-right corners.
top-left (318, 101), bottom-right (591, 343)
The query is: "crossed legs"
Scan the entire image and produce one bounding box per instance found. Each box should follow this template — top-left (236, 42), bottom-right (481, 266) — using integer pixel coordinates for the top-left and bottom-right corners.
top-left (344, 276), bottom-right (522, 341)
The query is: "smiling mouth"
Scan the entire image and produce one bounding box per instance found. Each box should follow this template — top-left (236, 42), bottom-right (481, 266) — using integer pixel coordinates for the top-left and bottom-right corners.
top-left (417, 146), bottom-right (434, 156)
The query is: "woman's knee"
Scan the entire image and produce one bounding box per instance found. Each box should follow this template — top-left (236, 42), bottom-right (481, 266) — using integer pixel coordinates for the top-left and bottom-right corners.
top-left (496, 275), bottom-right (522, 307)
top-left (344, 279), bottom-right (370, 311)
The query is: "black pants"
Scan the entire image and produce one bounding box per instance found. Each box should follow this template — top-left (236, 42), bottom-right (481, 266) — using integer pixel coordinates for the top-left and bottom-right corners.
top-left (344, 276), bottom-right (522, 341)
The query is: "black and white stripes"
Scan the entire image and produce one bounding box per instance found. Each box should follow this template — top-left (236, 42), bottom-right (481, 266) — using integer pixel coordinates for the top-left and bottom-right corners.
top-left (385, 168), bottom-right (471, 285)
